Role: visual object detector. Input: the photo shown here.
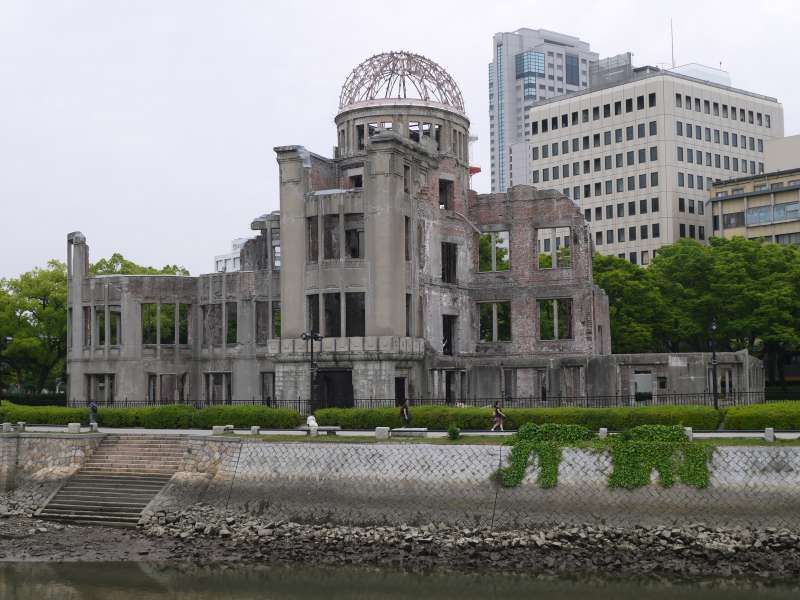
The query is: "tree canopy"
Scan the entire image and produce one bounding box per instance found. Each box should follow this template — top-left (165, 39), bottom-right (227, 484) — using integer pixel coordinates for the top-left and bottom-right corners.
top-left (593, 238), bottom-right (800, 383)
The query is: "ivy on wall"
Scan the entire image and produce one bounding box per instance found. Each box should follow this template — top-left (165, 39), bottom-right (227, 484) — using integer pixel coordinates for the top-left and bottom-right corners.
top-left (496, 423), bottom-right (592, 488)
top-left (496, 423), bottom-right (712, 490)
top-left (608, 425), bottom-right (711, 489)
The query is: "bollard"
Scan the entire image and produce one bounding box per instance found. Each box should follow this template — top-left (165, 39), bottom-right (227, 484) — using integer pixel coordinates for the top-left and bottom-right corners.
top-left (764, 427), bottom-right (775, 443)
top-left (89, 423), bottom-right (99, 433)
top-left (598, 427), bottom-right (608, 439)
top-left (684, 427), bottom-right (693, 442)
top-left (375, 427), bottom-right (390, 440)
top-left (16, 422), bottom-right (26, 432)
top-left (1, 422), bottom-right (12, 433)
top-left (250, 426), bottom-right (261, 435)
top-left (212, 425), bottom-right (226, 436)
top-left (67, 423), bottom-right (81, 434)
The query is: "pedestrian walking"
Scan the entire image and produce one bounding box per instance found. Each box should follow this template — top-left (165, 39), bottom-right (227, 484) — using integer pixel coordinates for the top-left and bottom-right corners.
top-left (490, 401), bottom-right (506, 432)
top-left (400, 401), bottom-right (411, 427)
top-left (88, 400), bottom-right (98, 425)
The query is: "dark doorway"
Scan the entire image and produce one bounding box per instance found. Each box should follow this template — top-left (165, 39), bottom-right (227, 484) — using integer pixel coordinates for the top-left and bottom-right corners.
top-left (395, 377), bottom-right (407, 406)
top-left (316, 369), bottom-right (354, 410)
top-left (445, 371), bottom-right (456, 404)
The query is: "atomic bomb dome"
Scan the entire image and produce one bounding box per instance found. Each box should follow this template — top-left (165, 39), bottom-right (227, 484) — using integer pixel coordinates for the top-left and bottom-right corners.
top-left (338, 51), bottom-right (465, 113)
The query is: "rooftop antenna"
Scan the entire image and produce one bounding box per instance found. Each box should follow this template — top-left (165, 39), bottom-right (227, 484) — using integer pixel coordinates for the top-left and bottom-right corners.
top-left (670, 19), bottom-right (675, 68)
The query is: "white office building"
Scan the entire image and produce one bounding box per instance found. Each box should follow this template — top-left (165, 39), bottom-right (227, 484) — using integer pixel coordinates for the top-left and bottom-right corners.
top-left (510, 66), bottom-right (783, 264)
top-left (214, 237), bottom-right (252, 272)
top-left (489, 29), bottom-right (598, 193)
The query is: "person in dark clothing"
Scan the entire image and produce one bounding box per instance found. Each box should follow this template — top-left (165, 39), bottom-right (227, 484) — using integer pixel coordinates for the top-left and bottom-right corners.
top-left (490, 401), bottom-right (506, 432)
top-left (400, 401), bottom-right (411, 427)
top-left (88, 400), bottom-right (98, 425)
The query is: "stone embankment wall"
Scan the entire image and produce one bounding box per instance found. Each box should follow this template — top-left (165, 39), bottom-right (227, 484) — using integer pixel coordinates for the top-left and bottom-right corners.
top-left (0, 432), bottom-right (104, 513)
top-left (152, 439), bottom-right (800, 529)
top-left (3, 434), bottom-right (800, 528)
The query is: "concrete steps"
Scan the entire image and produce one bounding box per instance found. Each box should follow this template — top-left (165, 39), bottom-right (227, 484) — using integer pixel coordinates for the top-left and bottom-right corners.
top-left (39, 435), bottom-right (186, 528)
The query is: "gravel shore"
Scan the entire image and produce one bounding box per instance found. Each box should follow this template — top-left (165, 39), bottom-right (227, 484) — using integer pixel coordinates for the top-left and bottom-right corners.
top-left (3, 500), bottom-right (800, 582)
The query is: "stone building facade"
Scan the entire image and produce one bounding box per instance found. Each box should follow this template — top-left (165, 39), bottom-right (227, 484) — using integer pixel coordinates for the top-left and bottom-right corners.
top-left (65, 52), bottom-right (763, 409)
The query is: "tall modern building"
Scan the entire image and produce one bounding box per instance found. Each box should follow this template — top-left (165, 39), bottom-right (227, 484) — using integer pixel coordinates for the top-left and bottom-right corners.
top-left (510, 66), bottom-right (784, 264)
top-left (489, 29), bottom-right (598, 193)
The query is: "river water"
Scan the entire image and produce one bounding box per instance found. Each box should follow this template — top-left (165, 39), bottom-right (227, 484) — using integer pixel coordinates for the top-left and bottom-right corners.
top-left (0, 563), bottom-right (797, 599)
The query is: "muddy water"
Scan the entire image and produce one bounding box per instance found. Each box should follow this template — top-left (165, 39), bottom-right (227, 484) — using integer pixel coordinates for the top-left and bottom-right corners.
top-left (1, 562), bottom-right (799, 599)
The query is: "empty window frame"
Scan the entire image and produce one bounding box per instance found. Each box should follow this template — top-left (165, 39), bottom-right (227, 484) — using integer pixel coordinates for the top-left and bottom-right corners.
top-left (536, 227), bottom-right (572, 269)
top-left (478, 301), bottom-right (511, 342)
top-left (441, 242), bottom-right (458, 283)
top-left (404, 216), bottom-right (411, 261)
top-left (323, 292), bottom-right (341, 337)
top-left (272, 301), bottom-right (281, 338)
top-left (478, 231), bottom-right (510, 272)
top-left (157, 303), bottom-right (174, 345)
top-left (225, 302), bottom-right (237, 344)
top-left (307, 217), bottom-right (319, 262)
top-left (345, 292), bottom-right (365, 337)
top-left (178, 304), bottom-right (189, 344)
top-left (323, 215), bottom-right (340, 259)
top-left (205, 372), bottom-right (232, 403)
top-left (344, 213), bottom-right (365, 259)
top-left (439, 178), bottom-right (454, 210)
top-left (538, 298), bottom-right (573, 340)
top-left (109, 305), bottom-right (122, 346)
top-left (442, 314), bottom-right (456, 355)
top-left (307, 294), bottom-right (320, 334)
top-left (95, 306), bottom-right (106, 346)
top-left (141, 303), bottom-right (157, 345)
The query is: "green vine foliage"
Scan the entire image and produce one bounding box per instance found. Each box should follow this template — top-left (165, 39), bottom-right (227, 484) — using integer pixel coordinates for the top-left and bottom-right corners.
top-left (497, 423), bottom-right (593, 488)
top-left (608, 425), bottom-right (711, 489)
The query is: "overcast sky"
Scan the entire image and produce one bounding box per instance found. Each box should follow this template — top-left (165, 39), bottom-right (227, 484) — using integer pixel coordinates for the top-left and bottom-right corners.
top-left (1, 0), bottom-right (797, 278)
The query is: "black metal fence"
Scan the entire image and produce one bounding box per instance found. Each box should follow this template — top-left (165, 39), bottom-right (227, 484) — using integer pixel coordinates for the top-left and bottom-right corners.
top-left (58, 391), bottom-right (800, 414)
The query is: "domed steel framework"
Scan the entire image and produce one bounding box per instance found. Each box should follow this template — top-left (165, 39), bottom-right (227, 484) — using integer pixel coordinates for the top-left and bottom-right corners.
top-left (339, 51), bottom-right (465, 112)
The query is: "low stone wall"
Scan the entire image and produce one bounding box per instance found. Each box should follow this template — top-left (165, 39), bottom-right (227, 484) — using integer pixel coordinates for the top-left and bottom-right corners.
top-left (146, 440), bottom-right (800, 529)
top-left (0, 433), bottom-right (104, 498)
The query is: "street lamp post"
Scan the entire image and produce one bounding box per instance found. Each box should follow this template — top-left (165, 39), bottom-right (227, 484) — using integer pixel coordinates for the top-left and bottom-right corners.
top-left (301, 331), bottom-right (323, 410)
top-left (710, 320), bottom-right (719, 410)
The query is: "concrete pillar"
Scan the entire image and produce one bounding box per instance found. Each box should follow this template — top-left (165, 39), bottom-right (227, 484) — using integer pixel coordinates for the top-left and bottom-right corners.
top-left (764, 427), bottom-right (775, 442)
top-left (276, 147), bottom-right (312, 338)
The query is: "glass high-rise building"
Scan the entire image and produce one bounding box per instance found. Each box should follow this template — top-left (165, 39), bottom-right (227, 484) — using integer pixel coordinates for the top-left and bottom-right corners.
top-left (489, 29), bottom-right (598, 193)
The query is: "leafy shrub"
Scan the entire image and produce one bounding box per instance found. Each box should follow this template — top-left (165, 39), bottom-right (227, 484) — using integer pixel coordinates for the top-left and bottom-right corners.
top-left (447, 424), bottom-right (461, 440)
top-left (723, 402), bottom-right (800, 430)
top-left (315, 405), bottom-right (721, 431)
top-left (0, 402), bottom-right (302, 429)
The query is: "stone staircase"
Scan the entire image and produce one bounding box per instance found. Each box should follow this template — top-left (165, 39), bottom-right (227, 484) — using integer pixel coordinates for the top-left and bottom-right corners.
top-left (39, 434), bottom-right (186, 528)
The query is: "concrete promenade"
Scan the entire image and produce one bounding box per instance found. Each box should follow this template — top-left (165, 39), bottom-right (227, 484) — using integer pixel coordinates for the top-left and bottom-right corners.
top-left (22, 425), bottom-right (800, 440)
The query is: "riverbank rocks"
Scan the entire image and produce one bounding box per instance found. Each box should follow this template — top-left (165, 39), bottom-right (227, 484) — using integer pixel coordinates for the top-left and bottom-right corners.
top-left (135, 504), bottom-right (800, 580)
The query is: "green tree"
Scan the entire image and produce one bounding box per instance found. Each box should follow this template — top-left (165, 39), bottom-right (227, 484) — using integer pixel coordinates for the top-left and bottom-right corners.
top-left (0, 261), bottom-right (68, 393)
top-left (90, 253), bottom-right (189, 276)
top-left (592, 254), bottom-right (668, 353)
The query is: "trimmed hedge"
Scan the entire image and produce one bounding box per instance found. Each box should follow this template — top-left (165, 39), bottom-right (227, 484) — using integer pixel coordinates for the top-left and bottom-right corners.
top-left (723, 402), bottom-right (800, 431)
top-left (0, 402), bottom-right (86, 425)
top-left (314, 405), bottom-right (722, 431)
top-left (0, 402), bottom-right (302, 429)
